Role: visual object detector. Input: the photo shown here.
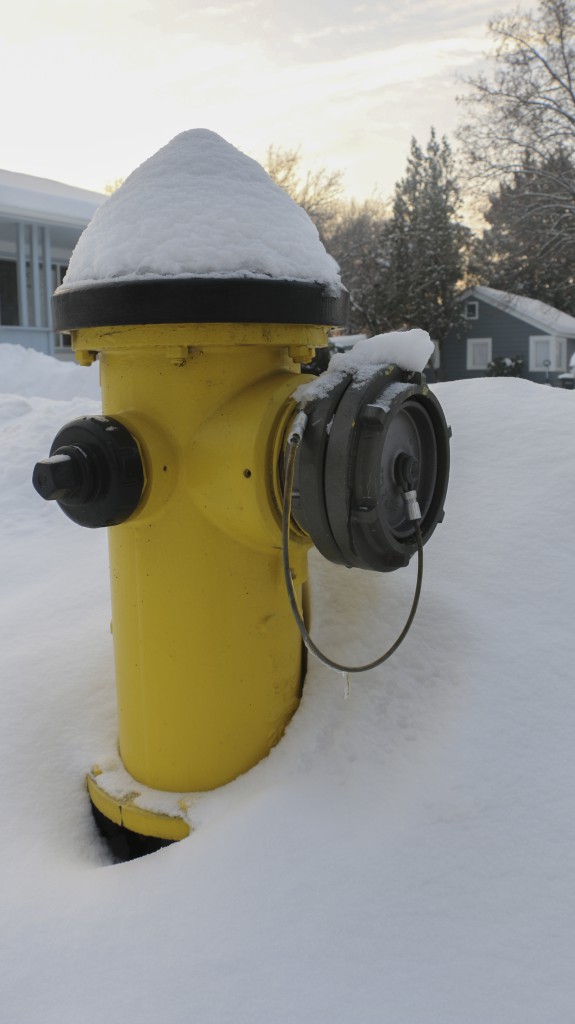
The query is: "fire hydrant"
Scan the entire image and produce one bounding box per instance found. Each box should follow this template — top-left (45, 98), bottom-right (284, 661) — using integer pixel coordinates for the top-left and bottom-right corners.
top-left (32, 131), bottom-right (450, 852)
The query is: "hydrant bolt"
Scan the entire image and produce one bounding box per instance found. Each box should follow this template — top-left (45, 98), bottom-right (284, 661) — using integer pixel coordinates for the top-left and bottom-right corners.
top-left (32, 451), bottom-right (82, 502)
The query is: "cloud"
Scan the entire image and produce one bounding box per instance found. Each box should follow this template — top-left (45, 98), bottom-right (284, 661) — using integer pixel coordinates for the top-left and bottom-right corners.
top-left (195, 1), bottom-right (261, 14)
top-left (1, 0), bottom-right (518, 200)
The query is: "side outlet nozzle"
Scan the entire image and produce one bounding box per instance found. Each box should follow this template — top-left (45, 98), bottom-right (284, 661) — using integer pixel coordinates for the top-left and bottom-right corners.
top-left (33, 416), bottom-right (144, 528)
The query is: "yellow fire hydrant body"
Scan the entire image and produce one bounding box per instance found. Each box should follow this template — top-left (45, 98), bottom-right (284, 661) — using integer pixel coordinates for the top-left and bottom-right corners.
top-left (79, 323), bottom-right (320, 803)
top-left (35, 130), bottom-right (350, 845)
top-left (34, 133), bottom-right (452, 850)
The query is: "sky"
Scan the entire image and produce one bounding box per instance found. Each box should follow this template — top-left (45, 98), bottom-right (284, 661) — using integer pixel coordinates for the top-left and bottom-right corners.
top-left (2, 0), bottom-right (522, 202)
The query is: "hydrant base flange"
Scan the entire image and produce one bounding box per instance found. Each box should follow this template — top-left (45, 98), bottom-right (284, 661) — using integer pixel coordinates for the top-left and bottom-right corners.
top-left (91, 804), bottom-right (176, 861)
top-left (87, 767), bottom-right (192, 843)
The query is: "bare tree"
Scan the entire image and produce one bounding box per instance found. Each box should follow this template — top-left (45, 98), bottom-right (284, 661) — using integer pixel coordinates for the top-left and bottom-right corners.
top-left (458, 0), bottom-right (575, 217)
top-left (458, 0), bottom-right (575, 306)
top-left (104, 178), bottom-right (125, 195)
top-left (469, 149), bottom-right (575, 312)
top-left (265, 145), bottom-right (390, 333)
top-left (264, 145), bottom-right (344, 242)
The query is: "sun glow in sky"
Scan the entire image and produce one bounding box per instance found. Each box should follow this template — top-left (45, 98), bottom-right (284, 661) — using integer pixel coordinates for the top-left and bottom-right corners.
top-left (3, 0), bottom-right (519, 201)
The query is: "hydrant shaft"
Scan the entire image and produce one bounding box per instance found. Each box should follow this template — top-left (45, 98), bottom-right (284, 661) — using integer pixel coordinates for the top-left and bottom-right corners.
top-left (84, 323), bottom-right (314, 792)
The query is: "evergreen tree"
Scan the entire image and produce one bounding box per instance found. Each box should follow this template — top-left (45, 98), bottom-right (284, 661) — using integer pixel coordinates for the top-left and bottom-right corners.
top-left (263, 135), bottom-right (470, 354)
top-left (383, 131), bottom-right (470, 375)
top-left (470, 150), bottom-right (575, 314)
top-left (326, 198), bottom-right (390, 335)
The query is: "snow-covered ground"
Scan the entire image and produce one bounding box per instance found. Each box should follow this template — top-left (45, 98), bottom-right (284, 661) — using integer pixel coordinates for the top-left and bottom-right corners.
top-left (1, 342), bottom-right (574, 1023)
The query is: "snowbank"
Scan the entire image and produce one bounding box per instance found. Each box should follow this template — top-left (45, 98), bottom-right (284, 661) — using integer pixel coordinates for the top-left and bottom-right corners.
top-left (295, 328), bottom-right (434, 404)
top-left (0, 343), bottom-right (100, 402)
top-left (330, 327), bottom-right (433, 373)
top-left (1, 349), bottom-right (574, 1023)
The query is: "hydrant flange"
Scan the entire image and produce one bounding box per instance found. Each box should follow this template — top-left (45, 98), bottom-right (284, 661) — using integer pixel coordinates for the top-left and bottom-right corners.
top-left (52, 276), bottom-right (349, 331)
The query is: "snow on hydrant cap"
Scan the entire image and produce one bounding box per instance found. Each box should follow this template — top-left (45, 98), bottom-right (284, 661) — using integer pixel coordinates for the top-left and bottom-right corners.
top-left (58, 129), bottom-right (343, 295)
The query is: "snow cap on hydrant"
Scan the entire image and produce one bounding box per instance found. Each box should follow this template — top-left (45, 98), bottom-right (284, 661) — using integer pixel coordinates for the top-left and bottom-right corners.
top-left (54, 128), bottom-right (348, 329)
top-left (34, 129), bottom-right (450, 858)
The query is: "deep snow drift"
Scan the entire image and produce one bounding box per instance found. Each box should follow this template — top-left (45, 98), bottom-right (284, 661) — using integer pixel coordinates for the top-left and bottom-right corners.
top-left (1, 343), bottom-right (574, 1023)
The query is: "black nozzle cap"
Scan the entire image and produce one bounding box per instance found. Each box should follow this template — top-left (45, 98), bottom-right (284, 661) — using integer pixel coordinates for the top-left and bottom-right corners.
top-left (33, 451), bottom-right (83, 502)
top-left (33, 416), bottom-right (144, 528)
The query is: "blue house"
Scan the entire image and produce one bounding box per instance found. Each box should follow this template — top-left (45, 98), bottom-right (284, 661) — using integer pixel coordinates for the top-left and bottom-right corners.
top-left (0, 169), bottom-right (104, 359)
top-left (443, 286), bottom-right (575, 385)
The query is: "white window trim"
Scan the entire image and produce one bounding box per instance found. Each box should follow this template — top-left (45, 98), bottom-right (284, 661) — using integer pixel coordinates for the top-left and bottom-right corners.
top-left (529, 335), bottom-right (567, 373)
top-left (466, 337), bottom-right (492, 371)
top-left (464, 300), bottom-right (479, 320)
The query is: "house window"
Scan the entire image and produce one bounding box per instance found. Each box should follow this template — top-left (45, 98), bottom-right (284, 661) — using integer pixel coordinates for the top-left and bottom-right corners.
top-left (52, 264), bottom-right (72, 348)
top-left (467, 337), bottom-right (492, 370)
top-left (52, 264), bottom-right (68, 289)
top-left (0, 259), bottom-right (18, 325)
top-left (529, 335), bottom-right (566, 373)
top-left (54, 333), bottom-right (72, 350)
top-left (464, 301), bottom-right (479, 320)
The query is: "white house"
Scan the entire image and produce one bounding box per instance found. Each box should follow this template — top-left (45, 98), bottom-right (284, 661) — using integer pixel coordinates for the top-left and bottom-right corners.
top-left (0, 169), bottom-right (104, 359)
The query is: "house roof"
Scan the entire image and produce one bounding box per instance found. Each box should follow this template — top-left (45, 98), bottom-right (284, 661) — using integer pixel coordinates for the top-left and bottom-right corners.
top-left (0, 168), bottom-right (105, 228)
top-left (463, 285), bottom-right (575, 338)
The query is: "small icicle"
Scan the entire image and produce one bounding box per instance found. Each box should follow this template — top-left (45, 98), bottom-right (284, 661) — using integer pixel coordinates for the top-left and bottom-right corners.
top-left (343, 671), bottom-right (350, 700)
